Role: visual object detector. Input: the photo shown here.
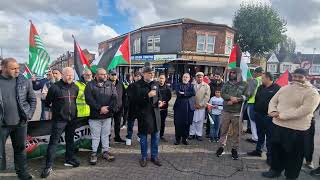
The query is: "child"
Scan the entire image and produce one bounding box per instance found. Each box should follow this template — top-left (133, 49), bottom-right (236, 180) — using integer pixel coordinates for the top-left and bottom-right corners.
top-left (209, 89), bottom-right (224, 142)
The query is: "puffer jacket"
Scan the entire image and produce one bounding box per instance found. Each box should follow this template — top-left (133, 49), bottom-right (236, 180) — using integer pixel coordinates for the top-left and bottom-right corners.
top-left (0, 74), bottom-right (37, 126)
top-left (84, 79), bottom-right (118, 119)
top-left (45, 80), bottom-right (79, 121)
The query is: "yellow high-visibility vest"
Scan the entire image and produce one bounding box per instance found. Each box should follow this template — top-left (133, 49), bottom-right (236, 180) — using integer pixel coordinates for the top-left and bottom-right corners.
top-left (248, 76), bottom-right (262, 104)
top-left (75, 81), bottom-right (90, 118)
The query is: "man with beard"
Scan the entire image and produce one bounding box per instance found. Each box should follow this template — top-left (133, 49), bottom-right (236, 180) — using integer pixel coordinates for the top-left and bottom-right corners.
top-left (41, 67), bottom-right (79, 178)
top-left (262, 69), bottom-right (320, 180)
top-left (75, 69), bottom-right (92, 121)
top-left (158, 74), bottom-right (172, 141)
top-left (132, 66), bottom-right (163, 167)
top-left (0, 58), bottom-right (37, 180)
top-left (216, 68), bottom-right (248, 160)
top-left (108, 70), bottom-right (126, 143)
top-left (84, 68), bottom-right (117, 165)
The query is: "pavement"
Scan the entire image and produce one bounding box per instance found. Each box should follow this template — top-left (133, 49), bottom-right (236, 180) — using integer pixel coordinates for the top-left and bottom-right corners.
top-left (1, 95), bottom-right (320, 180)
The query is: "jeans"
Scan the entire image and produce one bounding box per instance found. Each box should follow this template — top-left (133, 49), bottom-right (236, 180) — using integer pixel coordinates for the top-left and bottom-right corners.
top-left (0, 123), bottom-right (28, 176)
top-left (247, 104), bottom-right (258, 141)
top-left (160, 110), bottom-right (168, 137)
top-left (139, 132), bottom-right (160, 160)
top-left (210, 114), bottom-right (221, 140)
top-left (89, 118), bottom-right (112, 152)
top-left (45, 120), bottom-right (76, 168)
top-left (126, 118), bottom-right (138, 139)
top-left (255, 113), bottom-right (273, 159)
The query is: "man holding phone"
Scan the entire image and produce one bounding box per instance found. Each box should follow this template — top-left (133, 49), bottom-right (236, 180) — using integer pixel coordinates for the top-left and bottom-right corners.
top-left (84, 68), bottom-right (118, 165)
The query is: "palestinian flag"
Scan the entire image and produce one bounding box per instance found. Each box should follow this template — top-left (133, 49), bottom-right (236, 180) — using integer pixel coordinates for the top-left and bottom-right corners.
top-left (107, 35), bottom-right (130, 70)
top-left (23, 64), bottom-right (32, 79)
top-left (26, 119), bottom-right (92, 159)
top-left (73, 36), bottom-right (91, 77)
top-left (28, 21), bottom-right (51, 77)
top-left (227, 44), bottom-right (241, 69)
top-left (276, 70), bottom-right (289, 87)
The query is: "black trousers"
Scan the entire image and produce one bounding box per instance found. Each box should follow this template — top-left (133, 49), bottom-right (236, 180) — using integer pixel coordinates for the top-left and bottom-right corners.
top-left (304, 119), bottom-right (315, 163)
top-left (45, 120), bottom-right (76, 168)
top-left (113, 111), bottom-right (122, 139)
top-left (122, 106), bottom-right (129, 126)
top-left (0, 123), bottom-right (27, 176)
top-left (205, 109), bottom-right (210, 135)
top-left (271, 124), bottom-right (306, 179)
top-left (160, 109), bottom-right (168, 137)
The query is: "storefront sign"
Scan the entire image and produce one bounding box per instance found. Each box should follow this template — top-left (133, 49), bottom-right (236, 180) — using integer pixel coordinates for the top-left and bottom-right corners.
top-left (131, 54), bottom-right (177, 61)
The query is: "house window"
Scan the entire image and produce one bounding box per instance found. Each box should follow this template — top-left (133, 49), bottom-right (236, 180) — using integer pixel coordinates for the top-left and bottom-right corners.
top-left (196, 34), bottom-right (206, 52)
top-left (207, 35), bottom-right (215, 52)
top-left (225, 37), bottom-right (233, 54)
top-left (310, 65), bottom-right (320, 75)
top-left (147, 35), bottom-right (160, 53)
top-left (281, 64), bottom-right (292, 73)
top-left (267, 64), bottom-right (277, 73)
top-left (133, 38), bottom-right (141, 54)
top-left (197, 34), bottom-right (216, 53)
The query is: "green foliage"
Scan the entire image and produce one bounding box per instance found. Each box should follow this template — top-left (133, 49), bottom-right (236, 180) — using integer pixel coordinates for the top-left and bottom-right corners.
top-left (233, 2), bottom-right (287, 56)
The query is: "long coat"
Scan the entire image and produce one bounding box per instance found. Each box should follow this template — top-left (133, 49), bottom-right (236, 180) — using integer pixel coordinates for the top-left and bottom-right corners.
top-left (173, 82), bottom-right (196, 125)
top-left (132, 79), bottom-right (161, 134)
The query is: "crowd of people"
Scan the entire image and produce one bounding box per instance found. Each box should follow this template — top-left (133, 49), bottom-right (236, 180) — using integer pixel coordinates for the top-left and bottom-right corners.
top-left (1, 57), bottom-right (320, 180)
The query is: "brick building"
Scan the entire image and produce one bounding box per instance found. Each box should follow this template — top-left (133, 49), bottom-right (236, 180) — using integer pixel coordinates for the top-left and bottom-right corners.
top-left (50, 49), bottom-right (95, 70)
top-left (98, 18), bottom-right (236, 81)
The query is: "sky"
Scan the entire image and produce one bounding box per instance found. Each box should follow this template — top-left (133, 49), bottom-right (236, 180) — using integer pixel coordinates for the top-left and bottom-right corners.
top-left (0, 0), bottom-right (320, 63)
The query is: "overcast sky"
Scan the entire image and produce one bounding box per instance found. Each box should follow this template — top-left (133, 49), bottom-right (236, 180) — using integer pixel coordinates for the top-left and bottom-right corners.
top-left (0, 0), bottom-right (319, 63)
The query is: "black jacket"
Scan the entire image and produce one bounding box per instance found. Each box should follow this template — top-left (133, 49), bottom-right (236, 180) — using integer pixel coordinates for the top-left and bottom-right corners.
top-left (254, 83), bottom-right (281, 115)
top-left (111, 80), bottom-right (127, 113)
top-left (0, 74), bottom-right (37, 126)
top-left (85, 79), bottom-right (118, 119)
top-left (127, 82), bottom-right (139, 119)
top-left (159, 83), bottom-right (172, 110)
top-left (209, 80), bottom-right (224, 97)
top-left (132, 79), bottom-right (161, 134)
top-left (45, 80), bottom-right (79, 121)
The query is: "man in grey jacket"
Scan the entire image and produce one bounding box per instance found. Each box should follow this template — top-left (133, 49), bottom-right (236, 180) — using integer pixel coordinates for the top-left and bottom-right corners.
top-left (0, 58), bottom-right (37, 180)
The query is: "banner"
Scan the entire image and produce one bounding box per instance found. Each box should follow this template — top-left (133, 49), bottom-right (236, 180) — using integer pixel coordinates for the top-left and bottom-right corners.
top-left (26, 118), bottom-right (92, 159)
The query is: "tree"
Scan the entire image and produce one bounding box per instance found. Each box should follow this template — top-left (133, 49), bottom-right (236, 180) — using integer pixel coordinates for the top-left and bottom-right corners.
top-left (233, 3), bottom-right (287, 56)
top-left (276, 35), bottom-right (296, 55)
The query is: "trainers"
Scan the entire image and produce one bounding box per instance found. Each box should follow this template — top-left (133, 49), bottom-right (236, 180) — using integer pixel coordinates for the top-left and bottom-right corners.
top-left (305, 162), bottom-right (315, 169)
top-left (231, 149), bottom-right (239, 160)
top-left (188, 135), bottom-right (195, 140)
top-left (126, 138), bottom-right (132, 146)
top-left (64, 158), bottom-right (80, 167)
top-left (114, 137), bottom-right (126, 143)
top-left (196, 136), bottom-right (203, 141)
top-left (262, 170), bottom-right (281, 178)
top-left (311, 167), bottom-right (320, 176)
top-left (41, 167), bottom-right (52, 178)
top-left (120, 125), bottom-right (127, 130)
top-left (89, 152), bottom-right (98, 165)
top-left (216, 147), bottom-right (225, 157)
top-left (247, 150), bottom-right (262, 157)
top-left (182, 139), bottom-right (189, 145)
top-left (103, 151), bottom-right (115, 162)
top-left (246, 138), bottom-right (258, 144)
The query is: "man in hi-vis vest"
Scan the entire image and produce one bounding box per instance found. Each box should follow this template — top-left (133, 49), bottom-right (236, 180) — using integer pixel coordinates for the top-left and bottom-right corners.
top-left (75, 69), bottom-right (92, 120)
top-left (245, 67), bottom-right (263, 144)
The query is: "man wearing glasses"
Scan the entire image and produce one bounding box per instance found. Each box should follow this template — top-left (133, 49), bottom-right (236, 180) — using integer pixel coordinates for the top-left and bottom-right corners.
top-left (263, 68), bottom-right (320, 180)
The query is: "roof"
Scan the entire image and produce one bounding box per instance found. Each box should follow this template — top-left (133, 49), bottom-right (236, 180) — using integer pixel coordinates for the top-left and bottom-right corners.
top-left (99, 18), bottom-right (235, 44)
top-left (267, 52), bottom-right (320, 64)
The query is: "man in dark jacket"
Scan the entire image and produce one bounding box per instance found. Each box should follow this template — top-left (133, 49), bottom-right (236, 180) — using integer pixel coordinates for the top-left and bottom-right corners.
top-left (158, 74), bottom-right (172, 141)
top-left (109, 70), bottom-right (126, 143)
top-left (132, 66), bottom-right (163, 167)
top-left (41, 67), bottom-right (79, 178)
top-left (85, 68), bottom-right (117, 165)
top-left (247, 72), bottom-right (280, 165)
top-left (125, 72), bottom-right (142, 146)
top-left (0, 58), bottom-right (36, 180)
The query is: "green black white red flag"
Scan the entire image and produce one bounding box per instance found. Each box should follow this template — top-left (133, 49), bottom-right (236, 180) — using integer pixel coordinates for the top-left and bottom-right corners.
top-left (73, 36), bottom-right (91, 77)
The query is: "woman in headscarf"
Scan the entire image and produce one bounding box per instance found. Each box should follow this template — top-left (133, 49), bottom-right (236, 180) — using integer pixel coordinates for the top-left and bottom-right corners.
top-left (173, 73), bottom-right (196, 145)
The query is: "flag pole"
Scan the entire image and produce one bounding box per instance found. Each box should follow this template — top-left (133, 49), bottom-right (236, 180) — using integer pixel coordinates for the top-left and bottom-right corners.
top-left (128, 32), bottom-right (132, 74)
